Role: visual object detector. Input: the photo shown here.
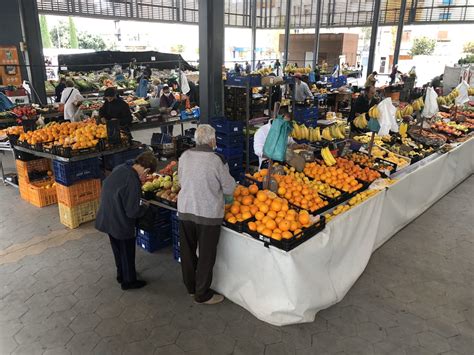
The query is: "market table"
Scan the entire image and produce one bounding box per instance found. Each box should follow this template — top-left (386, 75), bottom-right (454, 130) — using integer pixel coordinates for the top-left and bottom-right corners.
top-left (212, 138), bottom-right (474, 326)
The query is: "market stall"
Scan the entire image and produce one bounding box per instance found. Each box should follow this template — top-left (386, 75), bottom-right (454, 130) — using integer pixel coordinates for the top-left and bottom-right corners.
top-left (212, 138), bottom-right (473, 326)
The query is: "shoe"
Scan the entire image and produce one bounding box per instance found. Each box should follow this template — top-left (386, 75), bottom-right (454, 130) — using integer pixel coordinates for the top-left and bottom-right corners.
top-left (195, 294), bottom-right (224, 305)
top-left (121, 280), bottom-right (147, 290)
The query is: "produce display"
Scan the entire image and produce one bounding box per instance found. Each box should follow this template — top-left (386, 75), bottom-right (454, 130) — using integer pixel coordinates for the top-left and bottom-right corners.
top-left (142, 172), bottom-right (180, 205)
top-left (436, 88), bottom-right (459, 107)
top-left (303, 162), bottom-right (364, 193)
top-left (12, 106), bottom-right (37, 118)
top-left (291, 123), bottom-right (346, 142)
top-left (334, 157), bottom-right (381, 182)
top-left (324, 189), bottom-right (379, 222)
top-left (430, 121), bottom-right (468, 137)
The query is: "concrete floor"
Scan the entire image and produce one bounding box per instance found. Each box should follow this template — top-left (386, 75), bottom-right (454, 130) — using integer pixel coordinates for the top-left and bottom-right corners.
top-left (0, 170), bottom-right (473, 355)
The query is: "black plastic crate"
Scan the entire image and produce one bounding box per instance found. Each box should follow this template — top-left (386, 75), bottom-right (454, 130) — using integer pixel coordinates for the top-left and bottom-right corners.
top-left (53, 158), bottom-right (101, 186)
top-left (137, 206), bottom-right (172, 232)
top-left (13, 148), bottom-right (43, 162)
top-left (222, 216), bottom-right (254, 233)
top-left (245, 216), bottom-right (326, 251)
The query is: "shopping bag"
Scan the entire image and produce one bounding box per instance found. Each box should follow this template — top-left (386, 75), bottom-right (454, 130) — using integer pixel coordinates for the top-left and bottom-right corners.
top-left (377, 98), bottom-right (398, 135)
top-left (263, 116), bottom-right (293, 162)
top-left (368, 118), bottom-right (380, 132)
top-left (422, 87), bottom-right (438, 118)
top-left (455, 80), bottom-right (470, 106)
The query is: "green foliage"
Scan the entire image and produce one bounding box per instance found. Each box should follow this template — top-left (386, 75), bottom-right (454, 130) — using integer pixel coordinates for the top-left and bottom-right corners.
top-left (78, 32), bottom-right (107, 51)
top-left (50, 21), bottom-right (70, 49)
top-left (69, 17), bottom-right (78, 49)
top-left (409, 37), bottom-right (436, 56)
top-left (458, 54), bottom-right (474, 65)
top-left (463, 41), bottom-right (474, 54)
top-left (40, 15), bottom-right (52, 48)
top-left (171, 44), bottom-right (185, 54)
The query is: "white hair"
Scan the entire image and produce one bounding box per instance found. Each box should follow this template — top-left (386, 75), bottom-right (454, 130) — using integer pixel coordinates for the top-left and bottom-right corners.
top-left (194, 124), bottom-right (216, 146)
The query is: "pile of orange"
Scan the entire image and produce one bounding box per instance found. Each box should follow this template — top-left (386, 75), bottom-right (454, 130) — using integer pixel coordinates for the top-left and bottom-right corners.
top-left (246, 168), bottom-right (268, 183)
top-left (273, 174), bottom-right (328, 213)
top-left (304, 162), bottom-right (363, 193)
top-left (335, 157), bottom-right (381, 182)
top-left (224, 184), bottom-right (261, 223)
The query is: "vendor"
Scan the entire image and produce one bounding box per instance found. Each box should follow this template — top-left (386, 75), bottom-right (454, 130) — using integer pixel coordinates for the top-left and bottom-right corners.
top-left (348, 86), bottom-right (378, 128)
top-left (99, 87), bottom-right (133, 132)
top-left (60, 80), bottom-right (84, 122)
top-left (54, 77), bottom-right (66, 103)
top-left (365, 71), bottom-right (378, 87)
top-left (389, 65), bottom-right (401, 85)
top-left (294, 73), bottom-right (314, 103)
top-left (254, 111), bottom-right (296, 169)
top-left (96, 151), bottom-right (158, 290)
top-left (159, 84), bottom-right (177, 135)
top-left (177, 124), bottom-right (236, 305)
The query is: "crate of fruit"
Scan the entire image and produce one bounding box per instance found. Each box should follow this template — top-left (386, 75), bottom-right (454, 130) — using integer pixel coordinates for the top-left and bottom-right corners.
top-left (26, 180), bottom-right (58, 208)
top-left (55, 179), bottom-right (101, 207)
top-left (15, 158), bottom-right (51, 182)
top-left (53, 158), bottom-right (101, 186)
top-left (58, 199), bottom-right (100, 229)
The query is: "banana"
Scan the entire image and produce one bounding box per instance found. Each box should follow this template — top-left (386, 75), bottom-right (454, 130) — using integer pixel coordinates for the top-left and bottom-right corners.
top-left (322, 127), bottom-right (333, 141)
top-left (399, 122), bottom-right (408, 138)
top-left (321, 147), bottom-right (336, 166)
top-left (368, 105), bottom-right (379, 119)
top-left (337, 124), bottom-right (346, 138)
top-left (314, 127), bottom-right (321, 141)
top-left (302, 125), bottom-right (309, 140)
top-left (309, 127), bottom-right (314, 142)
top-left (403, 105), bottom-right (413, 116)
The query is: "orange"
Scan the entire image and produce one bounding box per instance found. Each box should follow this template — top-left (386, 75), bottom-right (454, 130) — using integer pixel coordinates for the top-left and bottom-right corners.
top-left (228, 216), bottom-right (237, 224)
top-left (294, 229), bottom-right (302, 235)
top-left (236, 213), bottom-right (243, 222)
top-left (230, 204), bottom-right (240, 215)
top-left (242, 212), bottom-right (252, 220)
top-left (260, 169), bottom-right (268, 177)
top-left (262, 216), bottom-right (270, 225)
top-left (285, 214), bottom-right (295, 222)
top-left (225, 212), bottom-right (234, 221)
top-left (277, 211), bottom-right (286, 218)
top-left (277, 187), bottom-right (286, 196)
top-left (257, 224), bottom-right (266, 233)
top-left (255, 211), bottom-right (265, 221)
top-left (249, 184), bottom-right (259, 195)
top-left (241, 188), bottom-right (250, 196)
top-left (256, 191), bottom-right (268, 202)
top-left (262, 228), bottom-right (272, 237)
top-left (299, 212), bottom-right (310, 225)
top-left (271, 233), bottom-right (282, 240)
top-left (265, 198), bottom-right (273, 206)
top-left (290, 221), bottom-right (299, 232)
top-left (259, 204), bottom-right (269, 213)
top-left (265, 220), bottom-right (277, 230)
top-left (250, 206), bottom-right (259, 215)
top-left (242, 196), bottom-right (253, 206)
top-left (240, 205), bottom-right (250, 213)
top-left (266, 191), bottom-right (277, 200)
top-left (281, 203), bottom-right (289, 212)
top-left (284, 192), bottom-right (293, 200)
top-left (267, 210), bottom-right (277, 219)
top-left (282, 231), bottom-right (293, 239)
top-left (275, 217), bottom-right (283, 225)
top-left (248, 221), bottom-right (257, 231)
top-left (279, 220), bottom-right (291, 232)
top-left (273, 228), bottom-right (282, 234)
top-left (270, 200), bottom-right (282, 212)
top-left (233, 187), bottom-right (241, 197)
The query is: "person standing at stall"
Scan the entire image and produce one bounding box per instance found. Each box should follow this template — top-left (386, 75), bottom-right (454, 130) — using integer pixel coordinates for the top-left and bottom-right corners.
top-left (99, 87), bottom-right (133, 133)
top-left (365, 71), bottom-right (378, 88)
top-left (60, 80), bottom-right (84, 122)
top-left (178, 125), bottom-right (236, 304)
top-left (54, 77), bottom-right (66, 103)
top-left (159, 84), bottom-right (177, 136)
top-left (348, 86), bottom-right (379, 130)
top-left (294, 73), bottom-right (314, 103)
top-left (96, 151), bottom-right (158, 290)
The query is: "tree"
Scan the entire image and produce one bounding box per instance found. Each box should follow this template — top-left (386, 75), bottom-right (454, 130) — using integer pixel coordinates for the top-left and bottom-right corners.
top-left (463, 41), bottom-right (474, 54)
top-left (78, 32), bottom-right (107, 51)
top-left (50, 21), bottom-right (71, 49)
top-left (40, 15), bottom-right (52, 48)
top-left (409, 37), bottom-right (436, 56)
top-left (69, 17), bottom-right (78, 49)
top-left (171, 44), bottom-right (185, 54)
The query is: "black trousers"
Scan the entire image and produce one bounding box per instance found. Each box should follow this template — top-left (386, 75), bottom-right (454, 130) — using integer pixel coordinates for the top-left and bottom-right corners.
top-left (160, 125), bottom-right (174, 136)
top-left (179, 220), bottom-right (221, 303)
top-left (108, 235), bottom-right (137, 284)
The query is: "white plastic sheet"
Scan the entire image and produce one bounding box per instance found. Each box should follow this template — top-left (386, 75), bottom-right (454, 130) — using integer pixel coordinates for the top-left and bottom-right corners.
top-left (422, 87), bottom-right (439, 118)
top-left (377, 98), bottom-right (398, 136)
top-left (213, 138), bottom-right (474, 326)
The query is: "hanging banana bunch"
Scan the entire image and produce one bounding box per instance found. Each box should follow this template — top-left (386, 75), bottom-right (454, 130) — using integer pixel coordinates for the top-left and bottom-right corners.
top-left (368, 105), bottom-right (380, 119)
top-left (353, 114), bottom-right (368, 129)
top-left (321, 146), bottom-right (337, 166)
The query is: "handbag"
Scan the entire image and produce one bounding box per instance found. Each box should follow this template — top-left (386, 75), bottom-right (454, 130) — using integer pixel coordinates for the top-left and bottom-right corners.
top-left (263, 116), bottom-right (293, 162)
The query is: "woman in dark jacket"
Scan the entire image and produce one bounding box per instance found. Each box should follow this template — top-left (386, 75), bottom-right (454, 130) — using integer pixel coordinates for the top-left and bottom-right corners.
top-left (95, 151), bottom-right (158, 290)
top-left (99, 87), bottom-right (133, 132)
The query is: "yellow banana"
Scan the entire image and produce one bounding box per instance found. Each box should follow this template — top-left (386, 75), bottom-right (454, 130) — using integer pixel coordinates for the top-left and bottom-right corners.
top-left (322, 127), bottom-right (333, 141)
top-left (399, 122), bottom-right (408, 138)
top-left (315, 127), bottom-right (321, 141)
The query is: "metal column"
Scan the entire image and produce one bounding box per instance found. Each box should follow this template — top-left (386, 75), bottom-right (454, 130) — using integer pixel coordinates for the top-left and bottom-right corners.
top-left (312, 0), bottom-right (322, 69)
top-left (367, 0), bottom-right (382, 76)
top-left (283, 0), bottom-right (292, 68)
top-left (198, 0), bottom-right (224, 122)
top-left (393, 0), bottom-right (408, 68)
top-left (250, 0), bottom-right (257, 71)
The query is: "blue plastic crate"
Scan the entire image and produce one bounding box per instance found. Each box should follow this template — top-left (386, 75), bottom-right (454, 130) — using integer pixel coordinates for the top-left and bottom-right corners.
top-left (216, 145), bottom-right (243, 158)
top-left (227, 156), bottom-right (243, 171)
top-left (103, 147), bottom-right (145, 171)
top-left (294, 107), bottom-right (318, 120)
top-left (173, 246), bottom-right (181, 263)
top-left (230, 167), bottom-right (244, 180)
top-left (53, 158), bottom-right (101, 186)
top-left (226, 74), bottom-right (261, 87)
top-left (136, 228), bottom-right (172, 253)
top-left (216, 133), bottom-right (243, 148)
top-left (211, 118), bottom-right (244, 136)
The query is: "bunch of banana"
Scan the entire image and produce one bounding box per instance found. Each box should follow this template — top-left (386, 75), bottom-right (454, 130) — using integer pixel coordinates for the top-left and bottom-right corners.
top-left (322, 127), bottom-right (333, 141)
top-left (321, 147), bottom-right (336, 166)
top-left (309, 127), bottom-right (321, 142)
top-left (395, 109), bottom-right (403, 120)
top-left (353, 114), bottom-right (368, 129)
top-left (368, 105), bottom-right (380, 119)
top-left (329, 124), bottom-right (346, 139)
top-left (468, 87), bottom-right (474, 96)
top-left (437, 88), bottom-right (460, 106)
top-left (402, 104), bottom-right (413, 117)
top-left (411, 97), bottom-right (424, 111)
top-left (399, 122), bottom-right (408, 138)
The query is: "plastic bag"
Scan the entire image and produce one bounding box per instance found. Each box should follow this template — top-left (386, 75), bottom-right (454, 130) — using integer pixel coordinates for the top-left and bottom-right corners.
top-left (455, 80), bottom-right (470, 106)
top-left (422, 87), bottom-right (439, 118)
top-left (377, 98), bottom-right (398, 136)
top-left (263, 116), bottom-right (293, 162)
top-left (368, 118), bottom-right (380, 132)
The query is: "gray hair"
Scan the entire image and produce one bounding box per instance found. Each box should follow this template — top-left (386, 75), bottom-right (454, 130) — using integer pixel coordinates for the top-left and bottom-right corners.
top-left (195, 124), bottom-right (216, 146)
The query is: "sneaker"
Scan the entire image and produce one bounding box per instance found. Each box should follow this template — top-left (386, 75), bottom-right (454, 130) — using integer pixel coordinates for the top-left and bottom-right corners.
top-left (195, 294), bottom-right (224, 305)
top-left (121, 280), bottom-right (147, 290)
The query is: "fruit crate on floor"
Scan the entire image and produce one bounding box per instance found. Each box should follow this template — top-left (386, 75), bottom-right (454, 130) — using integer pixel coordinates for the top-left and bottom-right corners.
top-left (53, 158), bottom-right (100, 186)
top-left (136, 227), bottom-right (172, 253)
top-left (102, 147), bottom-right (145, 171)
top-left (137, 206), bottom-right (171, 233)
top-left (16, 158), bottom-right (51, 183)
top-left (55, 179), bottom-right (101, 207)
top-left (25, 179), bottom-right (58, 208)
top-left (59, 199), bottom-right (100, 229)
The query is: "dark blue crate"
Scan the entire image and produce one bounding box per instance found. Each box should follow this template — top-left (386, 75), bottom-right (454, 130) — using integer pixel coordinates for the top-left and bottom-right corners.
top-left (216, 145), bottom-right (243, 158)
top-left (294, 107), bottom-right (318, 120)
top-left (173, 246), bottom-right (181, 263)
top-left (230, 167), bottom-right (244, 180)
top-left (53, 158), bottom-right (101, 186)
top-left (225, 74), bottom-right (261, 87)
top-left (212, 118), bottom-right (244, 136)
top-left (136, 228), bottom-right (171, 253)
top-left (227, 156), bottom-right (243, 171)
top-left (216, 133), bottom-right (243, 148)
top-left (103, 147), bottom-right (145, 171)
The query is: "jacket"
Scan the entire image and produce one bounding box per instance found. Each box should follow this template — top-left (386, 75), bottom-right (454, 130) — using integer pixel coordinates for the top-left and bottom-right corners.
top-left (95, 162), bottom-right (146, 239)
top-left (177, 145), bottom-right (236, 225)
top-left (99, 98), bottom-right (133, 128)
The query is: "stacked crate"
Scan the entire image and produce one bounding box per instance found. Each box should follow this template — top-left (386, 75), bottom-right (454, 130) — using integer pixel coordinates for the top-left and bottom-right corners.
top-left (212, 118), bottom-right (244, 180)
top-left (102, 147), bottom-right (145, 171)
top-left (171, 212), bottom-right (180, 262)
top-left (53, 158), bottom-right (101, 229)
top-left (16, 158), bottom-right (58, 207)
top-left (136, 207), bottom-right (172, 253)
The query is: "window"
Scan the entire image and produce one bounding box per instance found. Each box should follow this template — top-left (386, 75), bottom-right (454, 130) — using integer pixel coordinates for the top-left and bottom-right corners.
top-left (439, 13), bottom-right (452, 20)
top-left (442, 0), bottom-right (453, 5)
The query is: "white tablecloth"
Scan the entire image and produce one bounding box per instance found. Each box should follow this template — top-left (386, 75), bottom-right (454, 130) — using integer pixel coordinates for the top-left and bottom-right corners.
top-left (213, 138), bottom-right (474, 326)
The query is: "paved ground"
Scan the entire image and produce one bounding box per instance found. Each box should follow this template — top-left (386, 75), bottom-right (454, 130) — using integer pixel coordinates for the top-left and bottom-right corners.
top-left (0, 169), bottom-right (472, 355)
